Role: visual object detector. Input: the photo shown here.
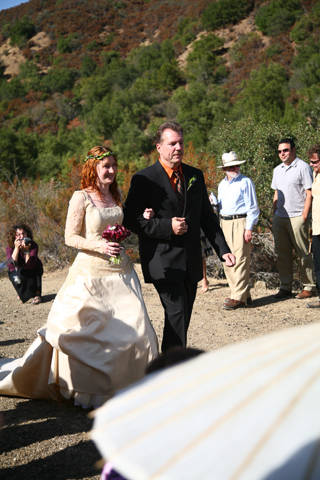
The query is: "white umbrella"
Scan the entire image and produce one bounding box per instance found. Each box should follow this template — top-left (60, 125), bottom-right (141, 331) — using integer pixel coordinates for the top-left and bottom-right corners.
top-left (92, 323), bottom-right (320, 480)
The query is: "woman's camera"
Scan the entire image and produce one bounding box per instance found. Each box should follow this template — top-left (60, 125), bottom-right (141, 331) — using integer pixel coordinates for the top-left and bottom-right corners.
top-left (13, 275), bottom-right (21, 284)
top-left (23, 237), bottom-right (32, 246)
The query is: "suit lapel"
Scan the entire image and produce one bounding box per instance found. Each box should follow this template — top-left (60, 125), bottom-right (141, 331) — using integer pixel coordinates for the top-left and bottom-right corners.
top-left (182, 164), bottom-right (191, 216)
top-left (154, 161), bottom-right (182, 214)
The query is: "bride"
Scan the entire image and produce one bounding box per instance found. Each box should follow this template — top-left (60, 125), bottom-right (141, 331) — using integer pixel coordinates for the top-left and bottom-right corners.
top-left (0, 146), bottom-right (158, 408)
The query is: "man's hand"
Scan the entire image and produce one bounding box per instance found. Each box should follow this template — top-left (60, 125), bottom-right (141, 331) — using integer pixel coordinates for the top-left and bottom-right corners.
top-left (244, 229), bottom-right (252, 243)
top-left (222, 253), bottom-right (236, 267)
top-left (172, 217), bottom-right (188, 235)
top-left (143, 208), bottom-right (154, 220)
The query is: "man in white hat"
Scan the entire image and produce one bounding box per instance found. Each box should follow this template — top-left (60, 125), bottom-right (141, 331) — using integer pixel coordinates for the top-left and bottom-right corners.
top-left (218, 151), bottom-right (259, 310)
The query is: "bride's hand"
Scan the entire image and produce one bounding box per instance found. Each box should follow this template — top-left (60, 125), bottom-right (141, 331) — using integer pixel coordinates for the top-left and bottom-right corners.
top-left (102, 242), bottom-right (122, 257)
top-left (143, 208), bottom-right (154, 219)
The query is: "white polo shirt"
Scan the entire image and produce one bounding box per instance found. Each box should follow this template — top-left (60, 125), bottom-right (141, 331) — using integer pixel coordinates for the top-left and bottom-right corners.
top-left (271, 157), bottom-right (313, 218)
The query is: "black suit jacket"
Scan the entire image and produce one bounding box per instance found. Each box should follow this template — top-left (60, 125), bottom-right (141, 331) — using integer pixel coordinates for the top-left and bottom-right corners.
top-left (123, 160), bottom-right (231, 284)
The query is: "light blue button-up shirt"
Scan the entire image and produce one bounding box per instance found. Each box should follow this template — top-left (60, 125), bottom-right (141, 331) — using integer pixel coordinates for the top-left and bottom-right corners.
top-left (218, 174), bottom-right (259, 231)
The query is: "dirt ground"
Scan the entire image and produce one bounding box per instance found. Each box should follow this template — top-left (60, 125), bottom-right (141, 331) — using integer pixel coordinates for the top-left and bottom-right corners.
top-left (0, 265), bottom-right (319, 479)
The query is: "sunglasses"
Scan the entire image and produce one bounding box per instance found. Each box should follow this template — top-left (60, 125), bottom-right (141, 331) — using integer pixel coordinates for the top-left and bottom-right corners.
top-left (278, 148), bottom-right (290, 154)
top-left (224, 166), bottom-right (238, 170)
top-left (310, 159), bottom-right (320, 165)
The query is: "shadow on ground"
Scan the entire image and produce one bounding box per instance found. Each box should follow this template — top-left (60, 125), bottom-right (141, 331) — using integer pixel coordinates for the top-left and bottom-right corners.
top-left (0, 398), bottom-right (101, 480)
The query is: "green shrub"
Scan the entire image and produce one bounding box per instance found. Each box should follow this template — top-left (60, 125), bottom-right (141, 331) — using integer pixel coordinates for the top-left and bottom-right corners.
top-left (86, 40), bottom-right (99, 51)
top-left (201, 0), bottom-right (254, 30)
top-left (0, 77), bottom-right (27, 101)
top-left (9, 16), bottom-right (35, 47)
top-left (81, 56), bottom-right (97, 78)
top-left (43, 67), bottom-right (78, 93)
top-left (175, 17), bottom-right (198, 47)
top-left (290, 15), bottom-right (315, 43)
top-left (185, 33), bottom-right (224, 84)
top-left (57, 36), bottom-right (72, 54)
top-left (255, 0), bottom-right (302, 36)
top-left (103, 33), bottom-right (116, 46)
top-left (131, 43), bottom-right (163, 72)
top-left (266, 43), bottom-right (283, 58)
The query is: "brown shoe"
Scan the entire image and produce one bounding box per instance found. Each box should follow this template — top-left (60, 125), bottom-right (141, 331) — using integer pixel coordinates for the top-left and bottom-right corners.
top-left (223, 299), bottom-right (245, 310)
top-left (307, 300), bottom-right (320, 308)
top-left (295, 290), bottom-right (316, 299)
top-left (274, 289), bottom-right (291, 299)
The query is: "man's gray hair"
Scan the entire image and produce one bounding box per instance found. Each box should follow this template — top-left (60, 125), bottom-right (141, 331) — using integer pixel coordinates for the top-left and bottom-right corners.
top-left (156, 122), bottom-right (183, 145)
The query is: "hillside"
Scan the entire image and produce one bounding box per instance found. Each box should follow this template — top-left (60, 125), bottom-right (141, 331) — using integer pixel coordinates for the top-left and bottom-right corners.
top-left (0, 0), bottom-right (318, 170)
top-left (0, 0), bottom-right (320, 267)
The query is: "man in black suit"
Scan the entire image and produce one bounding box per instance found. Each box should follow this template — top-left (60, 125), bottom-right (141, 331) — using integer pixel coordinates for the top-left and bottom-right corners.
top-left (124, 122), bottom-right (235, 352)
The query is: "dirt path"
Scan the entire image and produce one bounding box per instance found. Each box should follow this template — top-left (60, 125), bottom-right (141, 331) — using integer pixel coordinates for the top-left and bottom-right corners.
top-left (0, 266), bottom-right (318, 479)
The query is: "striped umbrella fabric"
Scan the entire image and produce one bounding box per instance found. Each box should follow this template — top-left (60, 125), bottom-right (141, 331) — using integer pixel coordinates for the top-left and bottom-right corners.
top-left (92, 322), bottom-right (320, 480)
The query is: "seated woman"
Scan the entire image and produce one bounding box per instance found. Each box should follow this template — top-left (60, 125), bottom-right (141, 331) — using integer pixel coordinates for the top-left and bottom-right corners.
top-left (0, 146), bottom-right (158, 408)
top-left (6, 224), bottom-right (43, 304)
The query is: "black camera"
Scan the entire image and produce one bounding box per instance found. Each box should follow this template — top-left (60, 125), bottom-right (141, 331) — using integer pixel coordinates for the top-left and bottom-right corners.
top-left (23, 237), bottom-right (32, 246)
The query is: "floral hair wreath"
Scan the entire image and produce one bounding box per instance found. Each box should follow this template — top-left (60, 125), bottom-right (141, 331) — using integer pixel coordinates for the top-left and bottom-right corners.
top-left (85, 151), bottom-right (117, 162)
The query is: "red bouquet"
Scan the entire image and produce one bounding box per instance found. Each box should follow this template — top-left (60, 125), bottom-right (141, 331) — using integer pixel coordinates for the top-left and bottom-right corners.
top-left (102, 223), bottom-right (131, 264)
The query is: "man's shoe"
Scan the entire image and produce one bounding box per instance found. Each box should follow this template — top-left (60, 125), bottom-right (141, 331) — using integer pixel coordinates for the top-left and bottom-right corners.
top-left (295, 290), bottom-right (316, 299)
top-left (274, 289), bottom-right (291, 299)
top-left (223, 299), bottom-right (245, 310)
top-left (307, 300), bottom-right (320, 308)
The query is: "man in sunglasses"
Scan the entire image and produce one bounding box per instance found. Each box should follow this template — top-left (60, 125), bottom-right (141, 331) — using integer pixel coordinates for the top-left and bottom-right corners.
top-left (218, 151), bottom-right (259, 309)
top-left (271, 138), bottom-right (315, 299)
top-left (306, 144), bottom-right (320, 308)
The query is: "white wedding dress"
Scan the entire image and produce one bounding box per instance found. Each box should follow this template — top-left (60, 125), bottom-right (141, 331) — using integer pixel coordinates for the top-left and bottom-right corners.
top-left (0, 191), bottom-right (158, 407)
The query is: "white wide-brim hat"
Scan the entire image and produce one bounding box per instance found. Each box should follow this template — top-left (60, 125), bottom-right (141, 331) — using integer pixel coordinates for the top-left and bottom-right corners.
top-left (91, 322), bottom-right (320, 480)
top-left (217, 150), bottom-right (246, 168)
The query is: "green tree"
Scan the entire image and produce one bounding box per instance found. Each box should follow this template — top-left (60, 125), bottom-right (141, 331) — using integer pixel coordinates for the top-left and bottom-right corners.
top-left (175, 17), bottom-right (198, 46)
top-left (236, 63), bottom-right (288, 122)
top-left (0, 128), bottom-right (38, 179)
top-left (202, 0), bottom-right (254, 30)
top-left (43, 67), bottom-right (78, 93)
top-left (296, 84), bottom-right (320, 127)
top-left (81, 56), bottom-right (97, 78)
top-left (9, 16), bottom-right (35, 47)
top-left (113, 121), bottom-right (152, 162)
top-left (173, 83), bottom-right (231, 148)
top-left (129, 44), bottom-right (162, 72)
top-left (185, 33), bottom-right (225, 84)
top-left (255, 0), bottom-right (302, 36)
top-left (0, 77), bottom-right (26, 101)
top-left (57, 36), bottom-right (72, 54)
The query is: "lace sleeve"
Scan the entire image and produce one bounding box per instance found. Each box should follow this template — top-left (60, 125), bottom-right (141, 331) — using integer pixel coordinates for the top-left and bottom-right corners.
top-left (65, 191), bottom-right (105, 253)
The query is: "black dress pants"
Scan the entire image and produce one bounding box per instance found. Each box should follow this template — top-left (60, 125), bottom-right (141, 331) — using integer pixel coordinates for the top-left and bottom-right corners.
top-left (9, 261), bottom-right (43, 303)
top-left (154, 274), bottom-right (197, 353)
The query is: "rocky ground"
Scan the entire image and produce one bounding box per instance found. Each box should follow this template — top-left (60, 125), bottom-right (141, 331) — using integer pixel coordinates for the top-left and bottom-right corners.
top-left (0, 265), bottom-right (318, 479)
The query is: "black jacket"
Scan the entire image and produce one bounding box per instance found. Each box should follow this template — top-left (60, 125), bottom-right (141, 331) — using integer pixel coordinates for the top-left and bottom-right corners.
top-left (124, 160), bottom-right (231, 284)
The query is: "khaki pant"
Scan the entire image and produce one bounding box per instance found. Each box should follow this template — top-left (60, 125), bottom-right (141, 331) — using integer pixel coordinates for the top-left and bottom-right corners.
top-left (273, 214), bottom-right (315, 292)
top-left (220, 217), bottom-right (251, 303)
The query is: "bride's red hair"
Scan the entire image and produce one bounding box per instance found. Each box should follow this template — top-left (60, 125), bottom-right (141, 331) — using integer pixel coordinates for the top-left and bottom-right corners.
top-left (81, 146), bottom-right (122, 206)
